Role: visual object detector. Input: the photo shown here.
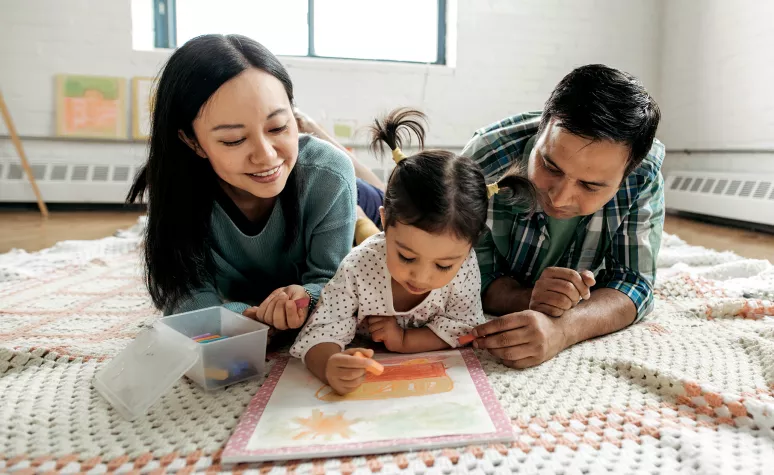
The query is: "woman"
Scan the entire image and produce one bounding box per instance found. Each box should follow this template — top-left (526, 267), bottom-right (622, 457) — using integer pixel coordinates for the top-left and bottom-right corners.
top-left (128, 34), bottom-right (356, 332)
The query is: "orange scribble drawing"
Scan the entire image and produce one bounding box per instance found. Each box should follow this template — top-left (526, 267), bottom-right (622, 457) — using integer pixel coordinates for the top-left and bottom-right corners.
top-left (315, 356), bottom-right (454, 401)
top-left (63, 90), bottom-right (120, 133)
top-left (291, 409), bottom-right (360, 441)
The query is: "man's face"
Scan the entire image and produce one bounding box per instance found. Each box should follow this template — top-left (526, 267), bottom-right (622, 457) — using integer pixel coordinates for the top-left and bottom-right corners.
top-left (527, 119), bottom-right (630, 219)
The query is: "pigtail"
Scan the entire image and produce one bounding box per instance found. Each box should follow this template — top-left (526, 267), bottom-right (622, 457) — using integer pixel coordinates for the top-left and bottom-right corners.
top-left (488, 164), bottom-right (538, 214)
top-left (369, 108), bottom-right (427, 163)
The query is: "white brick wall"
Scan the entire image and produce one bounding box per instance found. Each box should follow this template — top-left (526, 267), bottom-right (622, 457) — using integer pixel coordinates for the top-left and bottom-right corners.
top-left (0, 0), bottom-right (661, 201)
top-left (659, 0), bottom-right (774, 175)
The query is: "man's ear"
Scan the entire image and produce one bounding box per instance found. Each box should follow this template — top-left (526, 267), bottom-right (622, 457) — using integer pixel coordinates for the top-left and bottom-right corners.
top-left (178, 130), bottom-right (207, 159)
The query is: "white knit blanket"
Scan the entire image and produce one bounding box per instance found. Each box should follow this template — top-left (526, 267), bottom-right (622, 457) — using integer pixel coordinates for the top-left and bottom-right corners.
top-left (1, 218), bottom-right (773, 474)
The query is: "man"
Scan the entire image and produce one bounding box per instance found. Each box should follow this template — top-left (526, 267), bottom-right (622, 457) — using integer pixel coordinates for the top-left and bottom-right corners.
top-left (463, 64), bottom-right (664, 368)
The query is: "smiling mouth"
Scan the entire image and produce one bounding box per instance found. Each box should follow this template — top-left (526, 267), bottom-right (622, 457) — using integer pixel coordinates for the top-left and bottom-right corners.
top-left (248, 166), bottom-right (281, 177)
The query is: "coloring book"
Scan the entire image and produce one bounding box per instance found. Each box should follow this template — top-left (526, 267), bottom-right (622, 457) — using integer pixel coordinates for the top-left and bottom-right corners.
top-left (222, 349), bottom-right (513, 463)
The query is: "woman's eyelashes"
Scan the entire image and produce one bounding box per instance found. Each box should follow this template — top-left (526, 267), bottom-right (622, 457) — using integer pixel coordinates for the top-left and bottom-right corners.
top-left (218, 122), bottom-right (288, 146)
top-left (221, 138), bottom-right (246, 147)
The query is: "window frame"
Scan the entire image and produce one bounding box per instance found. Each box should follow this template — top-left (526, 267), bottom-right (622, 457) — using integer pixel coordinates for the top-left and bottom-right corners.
top-left (153, 0), bottom-right (447, 65)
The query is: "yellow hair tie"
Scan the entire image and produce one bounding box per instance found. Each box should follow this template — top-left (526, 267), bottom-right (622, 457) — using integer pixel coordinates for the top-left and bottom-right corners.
top-left (486, 182), bottom-right (500, 199)
top-left (392, 147), bottom-right (407, 164)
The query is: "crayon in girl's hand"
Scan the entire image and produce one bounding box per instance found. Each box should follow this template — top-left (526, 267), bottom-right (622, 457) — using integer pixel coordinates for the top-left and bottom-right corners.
top-left (354, 351), bottom-right (384, 376)
top-left (458, 333), bottom-right (476, 345)
top-left (295, 297), bottom-right (311, 309)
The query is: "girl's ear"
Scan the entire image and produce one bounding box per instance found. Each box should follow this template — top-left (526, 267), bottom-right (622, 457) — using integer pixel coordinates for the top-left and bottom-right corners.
top-left (178, 130), bottom-right (208, 159)
top-left (379, 207), bottom-right (386, 230)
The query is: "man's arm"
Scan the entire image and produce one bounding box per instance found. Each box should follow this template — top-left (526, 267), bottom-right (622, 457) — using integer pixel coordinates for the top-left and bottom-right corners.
top-left (482, 276), bottom-right (531, 315)
top-left (471, 287), bottom-right (636, 369)
top-left (558, 288), bottom-right (636, 347)
top-left (595, 170), bottom-right (665, 322)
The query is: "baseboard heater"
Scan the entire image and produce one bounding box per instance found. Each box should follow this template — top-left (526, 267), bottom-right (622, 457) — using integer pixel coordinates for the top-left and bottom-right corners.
top-left (0, 160), bottom-right (138, 203)
top-left (0, 159), bottom-right (391, 205)
top-left (665, 171), bottom-right (774, 227)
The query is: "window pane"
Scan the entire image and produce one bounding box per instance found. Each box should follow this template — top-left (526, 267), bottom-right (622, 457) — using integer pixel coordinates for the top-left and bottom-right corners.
top-left (176, 0), bottom-right (308, 56)
top-left (131, 0), bottom-right (155, 50)
top-left (314, 0), bottom-right (439, 63)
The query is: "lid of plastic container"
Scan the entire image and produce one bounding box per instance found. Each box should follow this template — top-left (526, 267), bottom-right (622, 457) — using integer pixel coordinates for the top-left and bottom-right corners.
top-left (93, 323), bottom-right (198, 421)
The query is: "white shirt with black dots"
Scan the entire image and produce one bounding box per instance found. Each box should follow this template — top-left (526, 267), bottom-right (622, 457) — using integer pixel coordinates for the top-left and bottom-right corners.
top-left (290, 233), bottom-right (486, 362)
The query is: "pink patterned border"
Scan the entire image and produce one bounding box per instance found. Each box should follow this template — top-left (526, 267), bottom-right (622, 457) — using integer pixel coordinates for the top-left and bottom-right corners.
top-left (222, 349), bottom-right (513, 463)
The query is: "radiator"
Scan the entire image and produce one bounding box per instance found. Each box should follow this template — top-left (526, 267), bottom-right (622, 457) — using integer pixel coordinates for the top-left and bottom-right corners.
top-left (0, 159), bottom-right (392, 204)
top-left (665, 171), bottom-right (774, 226)
top-left (0, 160), bottom-right (138, 203)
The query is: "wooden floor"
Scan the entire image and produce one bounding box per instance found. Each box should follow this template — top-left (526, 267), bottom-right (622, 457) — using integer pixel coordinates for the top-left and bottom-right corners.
top-left (0, 210), bottom-right (144, 253)
top-left (0, 210), bottom-right (772, 259)
top-left (662, 214), bottom-right (773, 261)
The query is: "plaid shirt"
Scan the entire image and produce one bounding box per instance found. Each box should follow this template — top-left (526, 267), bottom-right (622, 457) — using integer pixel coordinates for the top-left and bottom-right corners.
top-left (461, 112), bottom-right (665, 322)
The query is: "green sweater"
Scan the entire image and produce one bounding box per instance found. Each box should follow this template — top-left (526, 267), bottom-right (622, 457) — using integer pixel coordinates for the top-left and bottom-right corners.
top-left (169, 135), bottom-right (357, 315)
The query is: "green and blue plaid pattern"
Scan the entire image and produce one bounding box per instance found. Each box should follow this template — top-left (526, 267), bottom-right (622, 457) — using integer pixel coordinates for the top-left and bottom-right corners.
top-left (462, 112), bottom-right (665, 321)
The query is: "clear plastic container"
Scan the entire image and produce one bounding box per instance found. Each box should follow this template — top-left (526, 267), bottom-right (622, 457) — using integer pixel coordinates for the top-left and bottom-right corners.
top-left (94, 306), bottom-right (268, 421)
top-left (157, 307), bottom-right (269, 390)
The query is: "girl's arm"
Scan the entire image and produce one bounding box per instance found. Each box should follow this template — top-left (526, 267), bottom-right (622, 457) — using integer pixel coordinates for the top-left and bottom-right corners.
top-left (425, 253), bottom-right (487, 347)
top-left (289, 254), bottom-right (361, 368)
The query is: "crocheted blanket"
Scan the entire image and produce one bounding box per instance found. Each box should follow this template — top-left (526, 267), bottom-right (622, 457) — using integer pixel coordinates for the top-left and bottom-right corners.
top-left (1, 218), bottom-right (773, 474)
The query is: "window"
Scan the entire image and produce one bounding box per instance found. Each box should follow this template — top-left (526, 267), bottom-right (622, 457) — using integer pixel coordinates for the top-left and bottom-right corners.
top-left (142, 0), bottom-right (446, 64)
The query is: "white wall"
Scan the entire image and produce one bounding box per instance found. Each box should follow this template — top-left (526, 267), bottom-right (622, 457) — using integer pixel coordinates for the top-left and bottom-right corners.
top-left (659, 0), bottom-right (774, 175)
top-left (0, 0), bottom-right (662, 195)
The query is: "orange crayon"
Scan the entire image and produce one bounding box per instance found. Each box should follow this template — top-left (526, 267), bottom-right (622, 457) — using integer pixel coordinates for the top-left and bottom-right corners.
top-left (354, 351), bottom-right (384, 376)
top-left (458, 333), bottom-right (476, 345)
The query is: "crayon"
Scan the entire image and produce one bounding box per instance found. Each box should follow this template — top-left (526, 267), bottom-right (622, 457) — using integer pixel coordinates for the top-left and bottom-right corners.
top-left (354, 351), bottom-right (384, 376)
top-left (458, 334), bottom-right (476, 345)
top-left (199, 336), bottom-right (228, 344)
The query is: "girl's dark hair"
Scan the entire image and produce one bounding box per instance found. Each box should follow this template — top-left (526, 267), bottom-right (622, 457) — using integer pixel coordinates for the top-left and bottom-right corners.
top-left (126, 34), bottom-right (299, 311)
top-left (370, 108), bottom-right (535, 244)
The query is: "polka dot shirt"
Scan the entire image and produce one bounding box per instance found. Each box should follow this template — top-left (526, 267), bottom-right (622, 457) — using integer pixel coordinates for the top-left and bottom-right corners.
top-left (290, 233), bottom-right (486, 361)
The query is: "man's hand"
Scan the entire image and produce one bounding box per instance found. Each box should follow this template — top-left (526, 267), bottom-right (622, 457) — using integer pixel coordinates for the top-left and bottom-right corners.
top-left (368, 316), bottom-right (405, 352)
top-left (530, 268), bottom-right (596, 317)
top-left (243, 285), bottom-right (311, 330)
top-left (325, 348), bottom-right (375, 395)
top-left (472, 310), bottom-right (569, 369)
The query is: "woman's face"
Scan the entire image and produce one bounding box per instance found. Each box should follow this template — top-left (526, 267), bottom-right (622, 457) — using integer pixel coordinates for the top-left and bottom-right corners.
top-left (187, 68), bottom-right (299, 200)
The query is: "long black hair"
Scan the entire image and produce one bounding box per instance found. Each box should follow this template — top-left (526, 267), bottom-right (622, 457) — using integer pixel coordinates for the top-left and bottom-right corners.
top-left (127, 34), bottom-right (300, 311)
top-left (370, 108), bottom-right (535, 244)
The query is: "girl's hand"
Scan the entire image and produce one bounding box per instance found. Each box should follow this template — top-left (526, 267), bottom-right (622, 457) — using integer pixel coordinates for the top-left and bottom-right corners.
top-left (243, 285), bottom-right (311, 330)
top-left (325, 348), bottom-right (374, 395)
top-left (368, 316), bottom-right (405, 352)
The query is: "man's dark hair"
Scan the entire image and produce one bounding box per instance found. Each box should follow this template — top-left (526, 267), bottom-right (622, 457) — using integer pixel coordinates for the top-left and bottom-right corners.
top-left (539, 64), bottom-right (661, 177)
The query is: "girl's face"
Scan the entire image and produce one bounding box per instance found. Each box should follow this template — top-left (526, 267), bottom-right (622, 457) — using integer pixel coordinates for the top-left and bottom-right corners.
top-left (186, 68), bottom-right (299, 200)
top-left (380, 209), bottom-right (472, 296)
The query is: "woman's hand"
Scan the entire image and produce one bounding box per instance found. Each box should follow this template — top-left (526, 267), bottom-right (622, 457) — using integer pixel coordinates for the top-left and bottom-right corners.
top-left (243, 285), bottom-right (312, 330)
